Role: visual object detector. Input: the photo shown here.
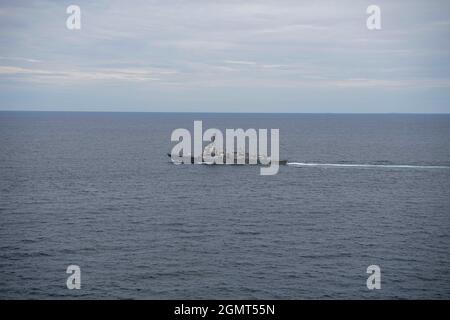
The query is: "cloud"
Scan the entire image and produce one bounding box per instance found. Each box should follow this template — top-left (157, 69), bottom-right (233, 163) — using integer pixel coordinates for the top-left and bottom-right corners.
top-left (0, 0), bottom-right (449, 111)
top-left (0, 56), bottom-right (41, 63)
top-left (224, 60), bottom-right (257, 65)
top-left (0, 65), bottom-right (175, 82)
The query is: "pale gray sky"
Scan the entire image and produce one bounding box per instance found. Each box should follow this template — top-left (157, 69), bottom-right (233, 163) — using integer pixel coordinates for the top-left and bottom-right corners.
top-left (0, 0), bottom-right (449, 112)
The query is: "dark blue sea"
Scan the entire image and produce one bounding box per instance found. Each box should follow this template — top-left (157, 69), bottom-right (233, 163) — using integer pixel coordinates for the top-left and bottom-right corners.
top-left (0, 111), bottom-right (449, 299)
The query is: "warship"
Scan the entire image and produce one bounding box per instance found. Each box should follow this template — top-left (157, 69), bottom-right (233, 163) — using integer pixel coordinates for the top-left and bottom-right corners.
top-left (167, 152), bottom-right (287, 165)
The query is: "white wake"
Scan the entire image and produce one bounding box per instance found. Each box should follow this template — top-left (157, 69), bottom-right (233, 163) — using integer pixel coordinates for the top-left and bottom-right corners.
top-left (287, 162), bottom-right (450, 169)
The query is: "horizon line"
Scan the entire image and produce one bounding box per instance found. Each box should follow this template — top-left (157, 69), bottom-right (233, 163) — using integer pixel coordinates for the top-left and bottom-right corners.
top-left (0, 109), bottom-right (449, 115)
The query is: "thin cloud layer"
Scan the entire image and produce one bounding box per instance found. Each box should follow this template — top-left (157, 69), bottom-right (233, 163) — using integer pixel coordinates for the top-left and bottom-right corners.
top-left (0, 0), bottom-right (449, 112)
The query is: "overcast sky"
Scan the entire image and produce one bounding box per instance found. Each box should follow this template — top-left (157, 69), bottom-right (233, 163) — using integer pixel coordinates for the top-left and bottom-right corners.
top-left (0, 0), bottom-right (449, 112)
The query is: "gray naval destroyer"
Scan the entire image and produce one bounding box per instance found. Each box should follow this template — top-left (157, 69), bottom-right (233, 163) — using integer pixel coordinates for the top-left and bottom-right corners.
top-left (167, 152), bottom-right (287, 165)
top-left (168, 133), bottom-right (287, 165)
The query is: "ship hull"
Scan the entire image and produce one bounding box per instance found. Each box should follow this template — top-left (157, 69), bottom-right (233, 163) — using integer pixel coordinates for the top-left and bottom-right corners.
top-left (167, 153), bottom-right (287, 165)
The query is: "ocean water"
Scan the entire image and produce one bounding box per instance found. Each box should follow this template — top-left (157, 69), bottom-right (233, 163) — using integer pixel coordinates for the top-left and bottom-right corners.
top-left (0, 111), bottom-right (449, 299)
